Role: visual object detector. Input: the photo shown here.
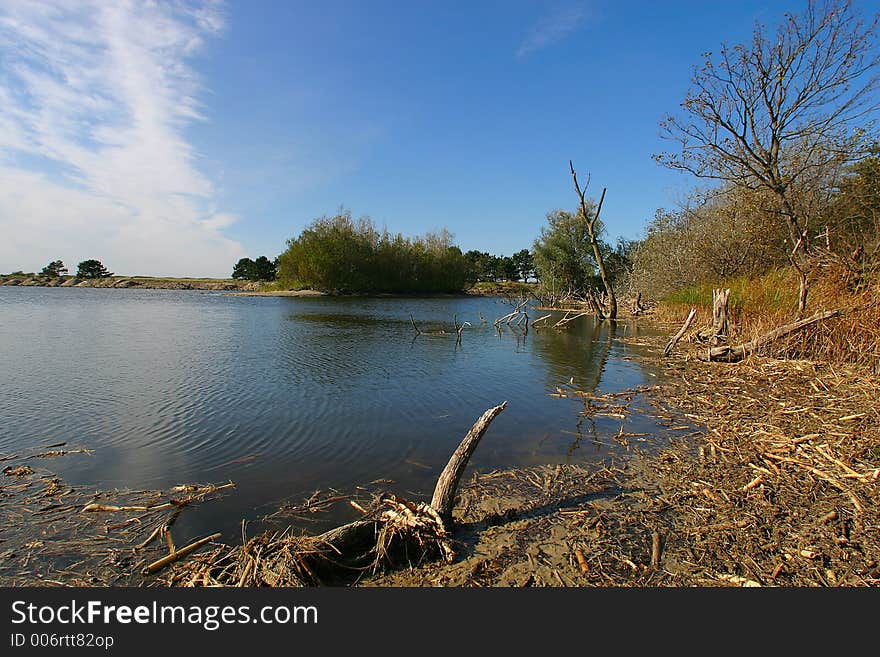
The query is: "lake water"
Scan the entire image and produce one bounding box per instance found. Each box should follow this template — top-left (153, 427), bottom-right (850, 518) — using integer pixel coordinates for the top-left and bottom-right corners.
top-left (1, 287), bottom-right (668, 543)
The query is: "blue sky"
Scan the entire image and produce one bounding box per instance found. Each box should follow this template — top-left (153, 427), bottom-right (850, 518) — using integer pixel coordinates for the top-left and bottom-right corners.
top-left (2, 0), bottom-right (877, 277)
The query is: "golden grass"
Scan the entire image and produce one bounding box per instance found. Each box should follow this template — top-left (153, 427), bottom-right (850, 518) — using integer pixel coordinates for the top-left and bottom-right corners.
top-left (656, 266), bottom-right (880, 369)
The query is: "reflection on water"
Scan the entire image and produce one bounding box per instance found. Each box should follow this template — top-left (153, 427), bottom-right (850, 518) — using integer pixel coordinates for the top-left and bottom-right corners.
top-left (0, 287), bottom-right (666, 541)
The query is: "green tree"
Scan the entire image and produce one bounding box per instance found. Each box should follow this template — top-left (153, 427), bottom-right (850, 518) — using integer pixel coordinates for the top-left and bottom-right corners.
top-left (511, 249), bottom-right (535, 282)
top-left (76, 259), bottom-right (112, 278)
top-left (603, 239), bottom-right (636, 289)
top-left (232, 256), bottom-right (276, 281)
top-left (252, 256), bottom-right (278, 281)
top-left (487, 254), bottom-right (504, 282)
top-left (824, 152), bottom-right (880, 284)
top-left (533, 209), bottom-right (599, 292)
top-left (40, 260), bottom-right (67, 278)
top-left (464, 250), bottom-right (494, 283)
top-left (232, 257), bottom-right (255, 280)
top-left (500, 256), bottom-right (519, 281)
top-left (277, 211), bottom-right (468, 293)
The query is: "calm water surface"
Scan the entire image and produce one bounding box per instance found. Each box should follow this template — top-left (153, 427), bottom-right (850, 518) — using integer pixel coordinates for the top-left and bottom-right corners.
top-left (1, 287), bottom-right (668, 541)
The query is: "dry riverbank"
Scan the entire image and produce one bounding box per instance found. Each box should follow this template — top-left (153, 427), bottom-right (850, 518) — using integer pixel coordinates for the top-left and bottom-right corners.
top-left (369, 333), bottom-right (880, 587)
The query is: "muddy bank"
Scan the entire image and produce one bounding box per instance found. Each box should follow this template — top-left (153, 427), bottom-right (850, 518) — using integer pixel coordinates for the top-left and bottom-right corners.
top-left (368, 332), bottom-right (880, 587)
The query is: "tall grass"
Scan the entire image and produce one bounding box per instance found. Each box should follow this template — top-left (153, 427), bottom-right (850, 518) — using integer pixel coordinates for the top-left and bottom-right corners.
top-left (657, 266), bottom-right (879, 369)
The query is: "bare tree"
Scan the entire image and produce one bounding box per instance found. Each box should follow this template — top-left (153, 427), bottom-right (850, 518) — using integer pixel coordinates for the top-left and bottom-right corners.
top-left (569, 160), bottom-right (617, 319)
top-left (654, 0), bottom-right (880, 315)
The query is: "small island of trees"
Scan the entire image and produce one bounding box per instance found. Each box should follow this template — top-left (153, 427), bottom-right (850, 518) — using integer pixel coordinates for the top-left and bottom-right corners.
top-left (276, 211), bottom-right (470, 294)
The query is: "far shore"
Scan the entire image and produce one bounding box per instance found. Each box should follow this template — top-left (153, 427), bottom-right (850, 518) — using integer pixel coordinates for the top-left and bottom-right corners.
top-left (1, 274), bottom-right (526, 298)
top-left (0, 274), bottom-right (260, 291)
top-left (226, 288), bottom-right (326, 297)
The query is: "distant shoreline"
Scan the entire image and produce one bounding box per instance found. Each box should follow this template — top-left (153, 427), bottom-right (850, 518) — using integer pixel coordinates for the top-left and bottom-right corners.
top-left (0, 274), bottom-right (261, 291)
top-left (0, 275), bottom-right (523, 298)
top-left (226, 289), bottom-right (326, 297)
top-left (1, 273), bottom-right (544, 303)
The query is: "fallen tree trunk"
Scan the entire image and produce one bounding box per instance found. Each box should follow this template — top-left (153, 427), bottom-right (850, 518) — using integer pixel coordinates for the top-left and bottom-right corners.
top-left (707, 309), bottom-right (841, 363)
top-left (664, 307), bottom-right (697, 357)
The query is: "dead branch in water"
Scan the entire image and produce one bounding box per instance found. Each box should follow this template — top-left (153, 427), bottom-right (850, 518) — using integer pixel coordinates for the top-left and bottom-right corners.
top-left (143, 533), bottom-right (222, 575)
top-left (553, 311), bottom-right (589, 328)
top-left (570, 160), bottom-right (616, 319)
top-left (532, 313), bottom-right (553, 327)
top-left (494, 299), bottom-right (529, 327)
top-left (456, 320), bottom-right (472, 345)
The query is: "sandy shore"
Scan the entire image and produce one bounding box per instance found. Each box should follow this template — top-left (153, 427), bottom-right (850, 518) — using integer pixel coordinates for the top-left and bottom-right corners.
top-left (365, 331), bottom-right (880, 587)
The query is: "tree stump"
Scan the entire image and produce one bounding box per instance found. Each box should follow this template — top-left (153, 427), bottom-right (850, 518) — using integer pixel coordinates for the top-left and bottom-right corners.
top-left (711, 288), bottom-right (730, 340)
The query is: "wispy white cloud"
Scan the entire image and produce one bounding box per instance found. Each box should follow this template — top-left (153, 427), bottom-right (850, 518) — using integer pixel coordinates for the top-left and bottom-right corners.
top-left (0, 0), bottom-right (243, 277)
top-left (517, 3), bottom-right (589, 58)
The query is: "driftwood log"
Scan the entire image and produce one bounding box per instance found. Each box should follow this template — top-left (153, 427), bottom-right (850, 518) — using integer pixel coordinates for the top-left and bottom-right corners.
top-left (137, 402), bottom-right (510, 584)
top-left (707, 308), bottom-right (841, 363)
top-left (664, 307), bottom-right (697, 357)
top-left (289, 401), bottom-right (509, 573)
top-left (431, 401), bottom-right (508, 524)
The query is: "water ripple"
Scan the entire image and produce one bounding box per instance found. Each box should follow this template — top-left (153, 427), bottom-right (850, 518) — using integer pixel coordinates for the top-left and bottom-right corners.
top-left (0, 287), bottom-right (666, 538)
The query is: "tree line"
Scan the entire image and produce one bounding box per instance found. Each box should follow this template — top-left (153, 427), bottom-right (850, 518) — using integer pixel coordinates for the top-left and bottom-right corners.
top-left (463, 250), bottom-right (535, 283)
top-left (27, 259), bottom-right (113, 279)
